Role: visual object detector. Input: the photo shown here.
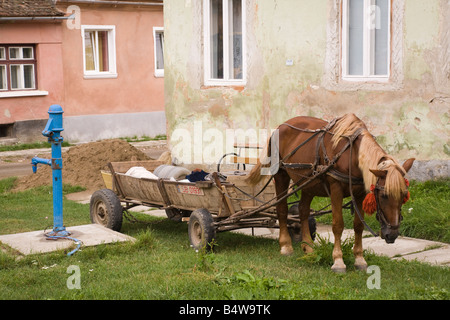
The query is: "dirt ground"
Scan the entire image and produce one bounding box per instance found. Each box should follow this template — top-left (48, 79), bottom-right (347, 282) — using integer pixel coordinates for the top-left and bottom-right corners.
top-left (0, 139), bottom-right (168, 192)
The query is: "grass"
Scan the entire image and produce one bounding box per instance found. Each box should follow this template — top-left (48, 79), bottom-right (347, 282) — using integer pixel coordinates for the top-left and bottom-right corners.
top-left (0, 177), bottom-right (448, 300)
top-left (302, 178), bottom-right (450, 243)
top-left (0, 141), bottom-right (71, 153)
top-left (119, 134), bottom-right (167, 143)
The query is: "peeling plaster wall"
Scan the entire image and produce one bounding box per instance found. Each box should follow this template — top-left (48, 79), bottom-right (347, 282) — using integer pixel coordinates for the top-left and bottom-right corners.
top-left (164, 0), bottom-right (450, 172)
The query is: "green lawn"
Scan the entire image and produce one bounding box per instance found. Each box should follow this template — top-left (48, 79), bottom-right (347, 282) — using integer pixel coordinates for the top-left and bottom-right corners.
top-left (308, 179), bottom-right (450, 243)
top-left (0, 177), bottom-right (448, 300)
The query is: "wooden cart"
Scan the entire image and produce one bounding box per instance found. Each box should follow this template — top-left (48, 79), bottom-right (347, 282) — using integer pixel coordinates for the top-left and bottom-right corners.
top-left (90, 160), bottom-right (315, 250)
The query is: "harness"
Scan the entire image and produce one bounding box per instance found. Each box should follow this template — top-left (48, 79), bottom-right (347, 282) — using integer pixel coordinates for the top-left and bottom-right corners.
top-left (221, 117), bottom-right (401, 237)
top-left (277, 119), bottom-right (383, 236)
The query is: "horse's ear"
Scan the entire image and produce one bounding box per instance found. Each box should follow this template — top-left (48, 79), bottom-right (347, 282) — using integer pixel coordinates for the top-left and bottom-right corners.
top-left (402, 158), bottom-right (415, 173)
top-left (369, 169), bottom-right (387, 178)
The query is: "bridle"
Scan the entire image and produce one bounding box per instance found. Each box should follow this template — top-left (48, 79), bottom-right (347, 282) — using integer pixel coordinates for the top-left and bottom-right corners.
top-left (373, 179), bottom-right (404, 232)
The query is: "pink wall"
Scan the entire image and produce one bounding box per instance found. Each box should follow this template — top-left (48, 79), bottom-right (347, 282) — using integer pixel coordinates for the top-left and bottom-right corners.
top-left (0, 4), bottom-right (164, 124)
top-left (0, 22), bottom-right (65, 124)
top-left (60, 6), bottom-right (164, 117)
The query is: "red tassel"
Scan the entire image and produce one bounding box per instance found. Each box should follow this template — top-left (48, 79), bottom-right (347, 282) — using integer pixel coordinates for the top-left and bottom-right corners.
top-left (363, 185), bottom-right (377, 215)
top-left (403, 191), bottom-right (410, 204)
top-left (403, 179), bottom-right (410, 204)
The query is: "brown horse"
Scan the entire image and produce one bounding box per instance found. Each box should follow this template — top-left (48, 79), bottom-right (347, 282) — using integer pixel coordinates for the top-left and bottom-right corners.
top-left (248, 114), bottom-right (415, 272)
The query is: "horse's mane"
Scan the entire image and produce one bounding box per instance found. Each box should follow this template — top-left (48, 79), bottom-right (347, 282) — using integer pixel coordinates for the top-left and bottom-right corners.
top-left (331, 114), bottom-right (407, 199)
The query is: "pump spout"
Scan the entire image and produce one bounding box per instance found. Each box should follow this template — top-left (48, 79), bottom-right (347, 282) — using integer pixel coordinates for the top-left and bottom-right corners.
top-left (31, 157), bottom-right (52, 173)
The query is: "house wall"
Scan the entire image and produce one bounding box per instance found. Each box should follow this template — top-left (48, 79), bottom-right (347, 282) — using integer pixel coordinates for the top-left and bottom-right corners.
top-left (60, 5), bottom-right (164, 116)
top-left (58, 3), bottom-right (166, 142)
top-left (164, 0), bottom-right (449, 178)
top-left (0, 22), bottom-right (65, 133)
top-left (0, 3), bottom-right (166, 143)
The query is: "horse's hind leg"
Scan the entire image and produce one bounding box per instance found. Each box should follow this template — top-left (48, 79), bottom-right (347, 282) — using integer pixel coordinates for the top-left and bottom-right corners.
top-left (330, 181), bottom-right (347, 273)
top-left (274, 170), bottom-right (293, 256)
top-left (298, 191), bottom-right (314, 253)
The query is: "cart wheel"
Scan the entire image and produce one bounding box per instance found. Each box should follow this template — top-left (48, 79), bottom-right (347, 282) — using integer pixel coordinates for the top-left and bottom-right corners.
top-left (288, 216), bottom-right (317, 243)
top-left (188, 209), bottom-right (216, 251)
top-left (90, 189), bottom-right (123, 231)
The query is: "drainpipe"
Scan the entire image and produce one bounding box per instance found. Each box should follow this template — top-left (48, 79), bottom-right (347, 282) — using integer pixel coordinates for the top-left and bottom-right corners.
top-left (0, 15), bottom-right (74, 21)
top-left (56, 0), bottom-right (163, 6)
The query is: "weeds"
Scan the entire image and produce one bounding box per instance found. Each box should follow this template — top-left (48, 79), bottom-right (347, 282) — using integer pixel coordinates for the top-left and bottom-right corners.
top-left (298, 234), bottom-right (355, 268)
top-left (216, 269), bottom-right (298, 300)
top-left (193, 240), bottom-right (218, 272)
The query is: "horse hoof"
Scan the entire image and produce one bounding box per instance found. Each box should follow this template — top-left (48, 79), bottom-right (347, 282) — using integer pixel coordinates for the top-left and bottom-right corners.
top-left (331, 266), bottom-right (347, 273)
top-left (280, 246), bottom-right (294, 256)
top-left (331, 261), bottom-right (346, 273)
top-left (355, 258), bottom-right (368, 271)
top-left (355, 264), bottom-right (368, 271)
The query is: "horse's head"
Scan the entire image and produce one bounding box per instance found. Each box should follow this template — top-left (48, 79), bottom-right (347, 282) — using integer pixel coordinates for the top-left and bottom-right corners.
top-left (368, 158), bottom-right (415, 244)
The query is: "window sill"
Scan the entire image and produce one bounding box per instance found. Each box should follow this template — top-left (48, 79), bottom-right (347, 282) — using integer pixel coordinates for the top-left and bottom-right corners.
top-left (154, 70), bottom-right (164, 78)
top-left (203, 80), bottom-right (247, 88)
top-left (83, 73), bottom-right (118, 79)
top-left (341, 76), bottom-right (390, 83)
top-left (0, 90), bottom-right (48, 98)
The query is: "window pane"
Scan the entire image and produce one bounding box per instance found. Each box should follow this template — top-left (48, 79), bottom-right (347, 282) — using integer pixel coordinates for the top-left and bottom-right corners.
top-left (155, 32), bottom-right (164, 70)
top-left (9, 47), bottom-right (20, 59)
top-left (0, 48), bottom-right (5, 60)
top-left (348, 0), bottom-right (364, 75)
top-left (97, 31), bottom-right (109, 72)
top-left (210, 0), bottom-right (224, 79)
top-left (230, 0), bottom-right (242, 79)
top-left (84, 31), bottom-right (96, 71)
top-left (22, 47), bottom-right (33, 59)
top-left (0, 65), bottom-right (6, 89)
top-left (375, 0), bottom-right (389, 75)
top-left (23, 65), bottom-right (35, 89)
top-left (10, 65), bottom-right (20, 89)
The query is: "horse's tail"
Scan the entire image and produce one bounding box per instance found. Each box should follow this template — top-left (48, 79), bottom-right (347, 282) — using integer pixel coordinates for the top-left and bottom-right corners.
top-left (246, 136), bottom-right (272, 185)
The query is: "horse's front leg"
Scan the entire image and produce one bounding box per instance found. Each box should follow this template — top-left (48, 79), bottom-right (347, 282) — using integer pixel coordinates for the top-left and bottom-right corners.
top-left (353, 196), bottom-right (368, 271)
top-left (274, 171), bottom-right (293, 256)
top-left (330, 181), bottom-right (346, 273)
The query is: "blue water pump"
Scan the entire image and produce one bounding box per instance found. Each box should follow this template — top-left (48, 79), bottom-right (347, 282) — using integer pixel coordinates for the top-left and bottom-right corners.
top-left (31, 105), bottom-right (81, 256)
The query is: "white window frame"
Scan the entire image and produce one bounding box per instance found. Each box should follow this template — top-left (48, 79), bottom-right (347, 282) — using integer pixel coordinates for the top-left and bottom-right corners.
top-left (8, 46), bottom-right (34, 60)
top-left (153, 27), bottom-right (164, 78)
top-left (10, 64), bottom-right (35, 90)
top-left (81, 25), bottom-right (117, 79)
top-left (203, 0), bottom-right (246, 86)
top-left (0, 49), bottom-right (5, 91)
top-left (0, 65), bottom-right (7, 91)
top-left (341, 0), bottom-right (391, 82)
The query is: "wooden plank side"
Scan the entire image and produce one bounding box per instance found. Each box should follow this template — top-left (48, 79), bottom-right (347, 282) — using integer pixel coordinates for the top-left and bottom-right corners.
top-left (109, 160), bottom-right (164, 174)
top-left (163, 181), bottom-right (223, 213)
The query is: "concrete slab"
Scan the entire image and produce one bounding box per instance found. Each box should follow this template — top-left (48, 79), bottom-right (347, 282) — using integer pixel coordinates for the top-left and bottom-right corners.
top-left (65, 190), bottom-right (93, 204)
top-left (362, 236), bottom-right (442, 258)
top-left (128, 207), bottom-right (167, 218)
top-left (393, 244), bottom-right (450, 266)
top-left (0, 224), bottom-right (135, 255)
top-left (233, 227), bottom-right (278, 238)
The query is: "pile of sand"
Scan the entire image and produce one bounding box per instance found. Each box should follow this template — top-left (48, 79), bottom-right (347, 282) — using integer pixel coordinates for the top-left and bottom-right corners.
top-left (14, 139), bottom-right (150, 192)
